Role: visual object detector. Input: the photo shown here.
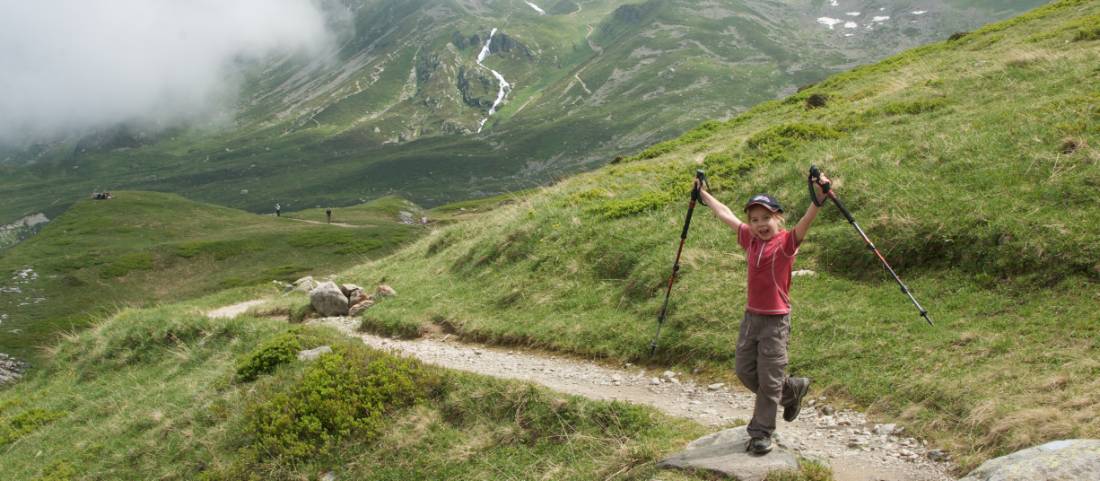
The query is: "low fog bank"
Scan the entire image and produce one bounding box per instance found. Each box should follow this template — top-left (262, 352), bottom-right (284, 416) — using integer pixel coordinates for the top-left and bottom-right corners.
top-left (0, 0), bottom-right (342, 146)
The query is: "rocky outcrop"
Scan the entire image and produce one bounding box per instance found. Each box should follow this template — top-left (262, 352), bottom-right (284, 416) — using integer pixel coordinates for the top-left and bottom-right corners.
top-left (309, 281), bottom-right (349, 316)
top-left (658, 428), bottom-right (799, 481)
top-left (303, 279), bottom-right (389, 318)
top-left (0, 353), bottom-right (26, 385)
top-left (960, 439), bottom-right (1100, 481)
top-left (457, 66), bottom-right (497, 109)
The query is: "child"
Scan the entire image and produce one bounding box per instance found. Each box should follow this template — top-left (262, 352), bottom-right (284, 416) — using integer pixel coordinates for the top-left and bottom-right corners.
top-left (696, 169), bottom-right (831, 455)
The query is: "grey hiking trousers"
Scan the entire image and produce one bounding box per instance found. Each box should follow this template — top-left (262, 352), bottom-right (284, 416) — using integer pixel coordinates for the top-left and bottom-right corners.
top-left (736, 311), bottom-right (800, 438)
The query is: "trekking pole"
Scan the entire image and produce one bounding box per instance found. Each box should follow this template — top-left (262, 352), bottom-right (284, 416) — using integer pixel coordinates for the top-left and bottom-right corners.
top-left (809, 165), bottom-right (934, 326)
top-left (650, 170), bottom-right (708, 356)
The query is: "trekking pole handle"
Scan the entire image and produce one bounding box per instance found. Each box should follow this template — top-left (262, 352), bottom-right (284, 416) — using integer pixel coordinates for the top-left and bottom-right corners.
top-left (693, 170), bottom-right (708, 205)
top-left (808, 165), bottom-right (831, 207)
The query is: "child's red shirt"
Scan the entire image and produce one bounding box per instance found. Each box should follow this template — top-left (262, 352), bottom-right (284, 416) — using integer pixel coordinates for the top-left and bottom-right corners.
top-left (738, 224), bottom-right (799, 315)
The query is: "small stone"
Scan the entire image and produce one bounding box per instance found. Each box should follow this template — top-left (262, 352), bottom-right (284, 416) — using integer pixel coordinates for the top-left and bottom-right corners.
top-left (321, 472), bottom-right (336, 481)
top-left (792, 269), bottom-right (817, 277)
top-left (874, 423), bottom-right (897, 436)
top-left (375, 284), bottom-right (397, 298)
top-left (708, 383), bottom-right (725, 391)
top-left (297, 345), bottom-right (332, 361)
top-left (662, 370), bottom-right (677, 379)
top-left (348, 299), bottom-right (375, 316)
top-left (651, 378), bottom-right (662, 385)
top-left (820, 405), bottom-right (836, 416)
top-left (612, 374), bottom-right (623, 382)
top-left (927, 449), bottom-right (949, 462)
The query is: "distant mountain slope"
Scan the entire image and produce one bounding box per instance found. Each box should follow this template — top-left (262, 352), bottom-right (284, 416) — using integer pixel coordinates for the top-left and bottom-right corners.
top-left (0, 0), bottom-right (1045, 223)
top-left (332, 0), bottom-right (1099, 470)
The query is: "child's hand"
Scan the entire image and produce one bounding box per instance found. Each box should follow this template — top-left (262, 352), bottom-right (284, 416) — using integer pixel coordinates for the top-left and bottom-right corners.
top-left (813, 172), bottom-right (832, 203)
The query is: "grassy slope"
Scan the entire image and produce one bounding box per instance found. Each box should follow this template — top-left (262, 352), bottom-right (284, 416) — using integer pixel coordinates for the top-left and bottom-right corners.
top-left (330, 0), bottom-right (1100, 471)
top-left (0, 191), bottom-right (424, 361)
top-left (0, 288), bottom-right (730, 481)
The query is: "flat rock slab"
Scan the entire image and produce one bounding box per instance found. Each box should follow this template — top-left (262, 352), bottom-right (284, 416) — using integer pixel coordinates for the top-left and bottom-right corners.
top-left (960, 439), bottom-right (1100, 481)
top-left (659, 428), bottom-right (800, 481)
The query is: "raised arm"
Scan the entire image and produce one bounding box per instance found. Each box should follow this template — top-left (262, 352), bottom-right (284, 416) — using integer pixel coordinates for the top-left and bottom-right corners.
top-left (793, 171), bottom-right (831, 244)
top-left (697, 182), bottom-right (742, 231)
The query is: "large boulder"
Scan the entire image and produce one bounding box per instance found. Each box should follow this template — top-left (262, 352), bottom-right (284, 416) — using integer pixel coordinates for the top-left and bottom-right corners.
top-left (960, 439), bottom-right (1100, 481)
top-left (309, 281), bottom-right (349, 316)
top-left (658, 428), bottom-right (800, 481)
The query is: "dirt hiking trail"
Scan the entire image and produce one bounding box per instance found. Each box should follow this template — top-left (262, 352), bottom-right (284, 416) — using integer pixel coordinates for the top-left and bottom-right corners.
top-left (208, 300), bottom-right (955, 481)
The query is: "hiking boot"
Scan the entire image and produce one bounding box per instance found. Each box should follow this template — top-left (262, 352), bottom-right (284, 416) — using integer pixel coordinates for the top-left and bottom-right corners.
top-left (746, 436), bottom-right (773, 455)
top-left (783, 377), bottom-right (811, 422)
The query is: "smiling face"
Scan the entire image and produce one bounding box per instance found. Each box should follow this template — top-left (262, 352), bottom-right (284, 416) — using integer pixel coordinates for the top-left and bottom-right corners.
top-left (747, 205), bottom-right (783, 241)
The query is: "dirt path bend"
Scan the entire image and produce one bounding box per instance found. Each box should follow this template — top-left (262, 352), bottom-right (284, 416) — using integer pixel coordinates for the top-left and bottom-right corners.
top-left (309, 317), bottom-right (956, 481)
top-left (206, 300), bottom-right (267, 319)
top-left (207, 301), bottom-right (953, 481)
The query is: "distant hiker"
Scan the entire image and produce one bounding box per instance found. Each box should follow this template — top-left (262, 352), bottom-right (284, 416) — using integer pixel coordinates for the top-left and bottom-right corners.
top-left (275, 203), bottom-right (281, 217)
top-left (326, 208), bottom-right (332, 223)
top-left (695, 168), bottom-right (831, 456)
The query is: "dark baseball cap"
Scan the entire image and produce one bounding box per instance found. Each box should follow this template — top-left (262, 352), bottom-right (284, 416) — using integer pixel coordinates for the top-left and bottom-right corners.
top-left (744, 194), bottom-right (783, 213)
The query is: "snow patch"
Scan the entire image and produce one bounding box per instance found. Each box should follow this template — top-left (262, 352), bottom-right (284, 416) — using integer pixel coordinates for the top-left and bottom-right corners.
top-left (912, 10), bottom-right (927, 15)
top-left (829, 0), bottom-right (839, 6)
top-left (844, 22), bottom-right (858, 29)
top-left (845, 11), bottom-right (861, 16)
top-left (872, 16), bottom-right (890, 22)
top-left (524, 1), bottom-right (546, 15)
top-left (817, 17), bottom-right (843, 29)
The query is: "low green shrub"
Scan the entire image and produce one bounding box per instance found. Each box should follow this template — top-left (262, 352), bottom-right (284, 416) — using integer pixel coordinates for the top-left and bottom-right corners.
top-left (243, 347), bottom-right (434, 460)
top-left (1074, 26), bottom-right (1100, 41)
top-left (31, 461), bottom-right (76, 481)
top-left (588, 191), bottom-right (674, 219)
top-left (744, 123), bottom-right (843, 165)
top-left (876, 98), bottom-right (947, 116)
top-left (236, 331), bottom-right (303, 382)
top-left (0, 409), bottom-right (67, 445)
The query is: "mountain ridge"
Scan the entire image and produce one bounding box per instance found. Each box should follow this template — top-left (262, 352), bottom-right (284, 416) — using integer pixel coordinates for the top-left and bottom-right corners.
top-left (0, 0), bottom-right (1046, 224)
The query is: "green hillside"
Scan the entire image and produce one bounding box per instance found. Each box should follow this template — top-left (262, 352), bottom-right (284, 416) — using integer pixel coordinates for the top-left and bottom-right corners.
top-left (0, 0), bottom-right (1045, 225)
top-left (0, 191), bottom-right (424, 361)
top-left (0, 290), bottom-right (730, 481)
top-left (314, 0), bottom-right (1100, 471)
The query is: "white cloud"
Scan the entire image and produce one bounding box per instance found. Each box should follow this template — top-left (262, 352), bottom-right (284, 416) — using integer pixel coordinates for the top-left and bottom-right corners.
top-left (0, 0), bottom-right (336, 144)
